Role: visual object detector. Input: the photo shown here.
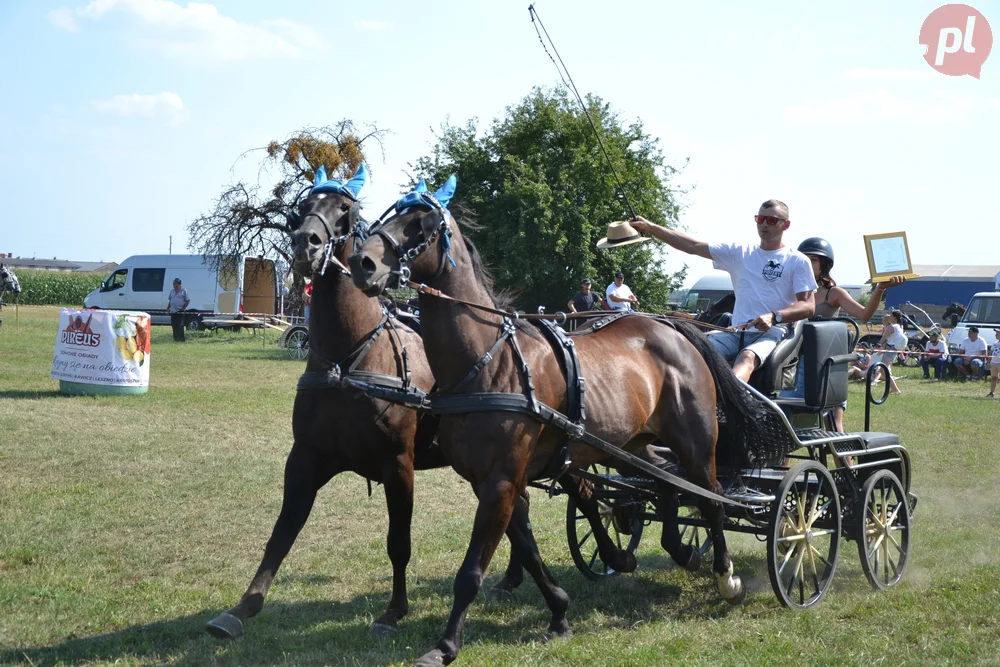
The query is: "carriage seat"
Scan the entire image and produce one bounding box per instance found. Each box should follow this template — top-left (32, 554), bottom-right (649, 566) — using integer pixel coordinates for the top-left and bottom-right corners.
top-left (749, 320), bottom-right (804, 396)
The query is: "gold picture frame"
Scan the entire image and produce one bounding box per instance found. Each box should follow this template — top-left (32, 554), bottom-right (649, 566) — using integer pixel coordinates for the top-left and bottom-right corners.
top-left (863, 231), bottom-right (920, 283)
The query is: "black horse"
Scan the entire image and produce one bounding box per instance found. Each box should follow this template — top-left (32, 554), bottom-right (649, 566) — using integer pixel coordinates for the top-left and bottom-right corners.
top-left (943, 301), bottom-right (966, 328)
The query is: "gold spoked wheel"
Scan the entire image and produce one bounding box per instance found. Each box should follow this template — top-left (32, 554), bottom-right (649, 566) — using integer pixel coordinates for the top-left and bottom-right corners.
top-left (857, 470), bottom-right (911, 590)
top-left (768, 461), bottom-right (841, 609)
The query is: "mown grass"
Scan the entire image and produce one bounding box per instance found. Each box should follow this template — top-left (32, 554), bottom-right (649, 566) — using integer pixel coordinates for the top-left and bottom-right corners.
top-left (1, 306), bottom-right (999, 666)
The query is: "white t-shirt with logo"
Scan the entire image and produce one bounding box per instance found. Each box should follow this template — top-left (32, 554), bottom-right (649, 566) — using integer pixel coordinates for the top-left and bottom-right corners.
top-left (991, 341), bottom-right (1000, 364)
top-left (959, 336), bottom-right (988, 358)
top-left (605, 282), bottom-right (635, 311)
top-left (708, 243), bottom-right (816, 328)
top-left (924, 340), bottom-right (948, 358)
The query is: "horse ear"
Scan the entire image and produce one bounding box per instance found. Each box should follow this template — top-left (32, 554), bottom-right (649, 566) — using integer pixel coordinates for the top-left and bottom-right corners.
top-left (313, 165), bottom-right (327, 186)
top-left (433, 174), bottom-right (457, 209)
top-left (415, 178), bottom-right (428, 193)
top-left (344, 163), bottom-right (367, 198)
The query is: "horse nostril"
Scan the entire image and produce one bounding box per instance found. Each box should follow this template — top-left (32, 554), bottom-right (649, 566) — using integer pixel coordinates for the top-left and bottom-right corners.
top-left (360, 256), bottom-right (376, 274)
top-left (308, 234), bottom-right (322, 247)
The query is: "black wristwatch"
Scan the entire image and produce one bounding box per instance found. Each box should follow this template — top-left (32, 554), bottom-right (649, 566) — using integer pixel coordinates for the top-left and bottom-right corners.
top-left (772, 311), bottom-right (783, 324)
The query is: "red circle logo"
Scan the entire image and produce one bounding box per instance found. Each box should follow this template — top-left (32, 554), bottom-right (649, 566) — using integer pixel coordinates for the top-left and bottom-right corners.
top-left (919, 4), bottom-right (993, 78)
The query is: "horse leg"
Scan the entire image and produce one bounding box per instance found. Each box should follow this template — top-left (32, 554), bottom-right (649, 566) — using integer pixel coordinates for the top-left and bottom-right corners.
top-left (502, 488), bottom-right (571, 637)
top-left (487, 488), bottom-right (529, 603)
top-left (370, 456), bottom-right (415, 636)
top-left (559, 475), bottom-right (637, 573)
top-left (697, 494), bottom-right (745, 605)
top-left (205, 444), bottom-right (340, 639)
top-left (414, 475), bottom-right (518, 667)
top-left (653, 485), bottom-right (702, 571)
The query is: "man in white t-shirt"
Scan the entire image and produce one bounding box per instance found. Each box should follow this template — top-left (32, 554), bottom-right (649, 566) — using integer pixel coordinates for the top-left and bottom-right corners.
top-left (605, 271), bottom-right (638, 312)
top-left (919, 330), bottom-right (949, 380)
top-left (631, 199), bottom-right (816, 382)
top-left (953, 326), bottom-right (988, 381)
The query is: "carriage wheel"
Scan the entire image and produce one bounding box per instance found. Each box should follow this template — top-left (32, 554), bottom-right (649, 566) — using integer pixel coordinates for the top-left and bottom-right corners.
top-left (856, 470), bottom-right (910, 590)
top-left (285, 329), bottom-right (309, 361)
top-left (767, 461), bottom-right (841, 609)
top-left (566, 467), bottom-right (645, 581)
top-left (899, 340), bottom-right (923, 367)
top-left (676, 507), bottom-right (713, 563)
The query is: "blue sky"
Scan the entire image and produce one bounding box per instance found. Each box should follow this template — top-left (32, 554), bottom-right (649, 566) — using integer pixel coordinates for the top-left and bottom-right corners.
top-left (0, 0), bottom-right (996, 288)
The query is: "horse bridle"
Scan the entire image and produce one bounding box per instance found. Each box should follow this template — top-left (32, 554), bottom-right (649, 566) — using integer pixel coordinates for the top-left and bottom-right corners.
top-left (368, 193), bottom-right (455, 286)
top-left (294, 189), bottom-right (367, 277)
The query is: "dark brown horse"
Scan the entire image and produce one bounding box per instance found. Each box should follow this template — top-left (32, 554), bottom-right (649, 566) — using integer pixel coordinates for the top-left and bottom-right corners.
top-left (204, 166), bottom-right (532, 640)
top-left (349, 179), bottom-right (761, 666)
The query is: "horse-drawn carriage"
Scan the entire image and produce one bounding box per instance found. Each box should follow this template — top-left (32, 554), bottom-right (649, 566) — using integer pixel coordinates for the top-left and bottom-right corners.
top-left (556, 317), bottom-right (914, 609)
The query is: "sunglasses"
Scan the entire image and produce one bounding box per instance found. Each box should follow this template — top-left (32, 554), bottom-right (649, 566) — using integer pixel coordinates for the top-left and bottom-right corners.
top-left (754, 215), bottom-right (787, 226)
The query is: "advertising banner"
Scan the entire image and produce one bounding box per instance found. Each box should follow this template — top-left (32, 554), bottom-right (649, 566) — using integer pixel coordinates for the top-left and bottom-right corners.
top-left (51, 309), bottom-right (151, 387)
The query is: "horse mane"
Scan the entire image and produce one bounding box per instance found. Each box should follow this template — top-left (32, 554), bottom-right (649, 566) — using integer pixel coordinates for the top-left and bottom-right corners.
top-left (450, 213), bottom-right (515, 312)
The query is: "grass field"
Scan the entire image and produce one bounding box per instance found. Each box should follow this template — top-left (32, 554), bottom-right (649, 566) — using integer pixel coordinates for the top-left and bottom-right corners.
top-left (2, 305), bottom-right (999, 666)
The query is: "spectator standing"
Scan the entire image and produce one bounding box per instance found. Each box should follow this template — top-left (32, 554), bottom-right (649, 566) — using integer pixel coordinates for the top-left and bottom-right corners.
top-left (876, 310), bottom-right (906, 395)
top-left (166, 278), bottom-right (190, 342)
top-left (568, 278), bottom-right (601, 314)
top-left (988, 338), bottom-right (1000, 398)
top-left (953, 326), bottom-right (988, 381)
top-left (605, 271), bottom-right (638, 312)
top-left (303, 278), bottom-right (313, 323)
top-left (920, 330), bottom-right (949, 380)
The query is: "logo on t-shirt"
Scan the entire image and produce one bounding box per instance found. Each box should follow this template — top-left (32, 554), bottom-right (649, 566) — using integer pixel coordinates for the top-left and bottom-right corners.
top-left (761, 259), bottom-right (784, 282)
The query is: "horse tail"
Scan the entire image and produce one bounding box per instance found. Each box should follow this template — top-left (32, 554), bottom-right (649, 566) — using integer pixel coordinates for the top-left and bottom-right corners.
top-left (668, 319), bottom-right (761, 468)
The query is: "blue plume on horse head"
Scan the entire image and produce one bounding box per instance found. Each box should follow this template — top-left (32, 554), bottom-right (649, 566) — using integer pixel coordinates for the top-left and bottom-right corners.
top-left (415, 178), bottom-right (428, 193)
top-left (433, 175), bottom-right (457, 210)
top-left (313, 165), bottom-right (327, 187)
top-left (311, 162), bottom-right (367, 199)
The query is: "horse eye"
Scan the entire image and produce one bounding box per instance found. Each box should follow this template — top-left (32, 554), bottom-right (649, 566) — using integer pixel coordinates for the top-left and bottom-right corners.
top-left (340, 203), bottom-right (350, 212)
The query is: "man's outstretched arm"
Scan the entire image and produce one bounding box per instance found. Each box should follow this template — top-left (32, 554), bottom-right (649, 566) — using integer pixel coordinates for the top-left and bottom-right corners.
top-left (630, 217), bottom-right (713, 260)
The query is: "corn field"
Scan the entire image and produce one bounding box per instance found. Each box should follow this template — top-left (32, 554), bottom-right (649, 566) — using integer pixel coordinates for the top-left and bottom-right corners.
top-left (11, 269), bottom-right (104, 307)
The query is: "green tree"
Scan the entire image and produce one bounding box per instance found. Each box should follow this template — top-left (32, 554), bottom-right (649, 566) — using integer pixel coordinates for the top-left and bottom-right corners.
top-left (410, 87), bottom-right (687, 313)
top-left (187, 121), bottom-right (386, 265)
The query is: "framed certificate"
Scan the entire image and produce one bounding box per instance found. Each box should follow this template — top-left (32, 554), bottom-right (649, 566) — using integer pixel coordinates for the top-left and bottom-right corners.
top-left (863, 231), bottom-right (920, 283)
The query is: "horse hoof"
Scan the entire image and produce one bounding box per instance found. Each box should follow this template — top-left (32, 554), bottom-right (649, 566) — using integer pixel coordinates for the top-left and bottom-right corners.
top-left (413, 649), bottom-right (446, 667)
top-left (204, 612), bottom-right (244, 640)
top-left (615, 551), bottom-right (637, 574)
top-left (723, 577), bottom-right (746, 606)
top-left (685, 547), bottom-right (702, 572)
top-left (544, 623), bottom-right (573, 641)
top-left (369, 622), bottom-right (398, 639)
top-left (487, 586), bottom-right (515, 604)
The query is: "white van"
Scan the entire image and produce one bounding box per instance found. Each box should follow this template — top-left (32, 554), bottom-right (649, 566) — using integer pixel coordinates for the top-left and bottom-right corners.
top-left (946, 291), bottom-right (1000, 353)
top-left (84, 254), bottom-right (277, 328)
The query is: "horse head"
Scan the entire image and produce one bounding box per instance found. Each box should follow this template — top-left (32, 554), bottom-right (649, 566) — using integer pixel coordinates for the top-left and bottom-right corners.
top-left (0, 264), bottom-right (20, 294)
top-left (290, 163), bottom-right (368, 276)
top-left (349, 175), bottom-right (458, 297)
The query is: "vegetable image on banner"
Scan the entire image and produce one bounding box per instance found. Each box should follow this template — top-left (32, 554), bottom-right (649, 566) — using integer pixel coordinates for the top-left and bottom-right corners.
top-left (51, 309), bottom-right (151, 394)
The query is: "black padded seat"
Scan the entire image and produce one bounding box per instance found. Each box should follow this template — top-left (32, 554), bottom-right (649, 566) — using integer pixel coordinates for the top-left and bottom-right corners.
top-left (749, 320), bottom-right (804, 395)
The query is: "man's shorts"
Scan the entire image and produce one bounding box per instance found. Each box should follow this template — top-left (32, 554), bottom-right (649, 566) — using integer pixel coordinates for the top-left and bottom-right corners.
top-left (954, 356), bottom-right (984, 369)
top-left (707, 327), bottom-right (787, 365)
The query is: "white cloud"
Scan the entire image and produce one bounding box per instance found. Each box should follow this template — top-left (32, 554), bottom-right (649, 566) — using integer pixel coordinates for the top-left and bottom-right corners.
top-left (92, 92), bottom-right (185, 123)
top-left (52, 0), bottom-right (327, 62)
top-left (354, 19), bottom-right (393, 31)
top-left (841, 68), bottom-right (936, 82)
top-left (47, 8), bottom-right (80, 32)
top-left (783, 90), bottom-right (979, 125)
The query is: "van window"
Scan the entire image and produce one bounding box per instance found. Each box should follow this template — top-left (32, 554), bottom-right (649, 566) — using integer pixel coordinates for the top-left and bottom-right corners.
top-left (132, 268), bottom-right (165, 292)
top-left (102, 269), bottom-right (128, 292)
top-left (963, 296), bottom-right (1000, 324)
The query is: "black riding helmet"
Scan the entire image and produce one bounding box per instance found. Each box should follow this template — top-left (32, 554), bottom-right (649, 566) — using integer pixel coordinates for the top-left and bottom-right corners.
top-left (798, 237), bottom-right (834, 268)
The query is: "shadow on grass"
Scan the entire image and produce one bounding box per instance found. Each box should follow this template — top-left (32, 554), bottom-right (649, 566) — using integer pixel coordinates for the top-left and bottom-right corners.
top-left (2, 565), bottom-right (725, 666)
top-left (0, 389), bottom-right (68, 400)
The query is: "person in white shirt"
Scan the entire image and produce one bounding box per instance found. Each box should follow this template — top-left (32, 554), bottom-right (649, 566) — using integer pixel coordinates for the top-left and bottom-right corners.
top-left (919, 330), bottom-right (949, 380)
top-left (987, 338), bottom-right (1000, 398)
top-left (874, 310), bottom-right (906, 395)
top-left (605, 271), bottom-right (638, 312)
top-left (631, 199), bottom-right (816, 382)
top-left (166, 278), bottom-right (190, 342)
top-left (954, 326), bottom-right (988, 381)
